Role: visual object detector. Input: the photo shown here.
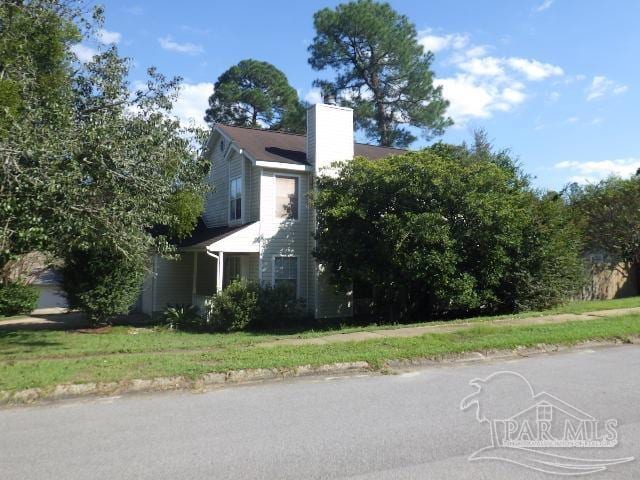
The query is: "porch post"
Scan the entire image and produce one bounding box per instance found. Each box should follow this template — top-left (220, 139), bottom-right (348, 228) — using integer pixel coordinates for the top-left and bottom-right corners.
top-left (216, 251), bottom-right (224, 293)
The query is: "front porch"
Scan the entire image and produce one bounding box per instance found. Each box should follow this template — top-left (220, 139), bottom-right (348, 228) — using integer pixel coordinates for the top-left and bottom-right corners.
top-left (190, 251), bottom-right (260, 310)
top-left (139, 222), bottom-right (261, 316)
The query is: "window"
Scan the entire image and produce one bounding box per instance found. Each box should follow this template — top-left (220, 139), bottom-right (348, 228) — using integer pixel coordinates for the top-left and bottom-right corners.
top-left (275, 176), bottom-right (299, 220)
top-left (274, 257), bottom-right (298, 295)
top-left (229, 177), bottom-right (242, 220)
top-left (220, 139), bottom-right (225, 151)
top-left (223, 256), bottom-right (241, 287)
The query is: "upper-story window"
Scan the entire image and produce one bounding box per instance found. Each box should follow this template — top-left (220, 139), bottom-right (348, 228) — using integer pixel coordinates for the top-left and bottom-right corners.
top-left (220, 139), bottom-right (225, 151)
top-left (229, 177), bottom-right (242, 221)
top-left (275, 175), bottom-right (299, 220)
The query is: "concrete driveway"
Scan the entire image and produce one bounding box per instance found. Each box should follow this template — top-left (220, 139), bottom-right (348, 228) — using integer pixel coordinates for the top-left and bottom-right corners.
top-left (1, 345), bottom-right (638, 479)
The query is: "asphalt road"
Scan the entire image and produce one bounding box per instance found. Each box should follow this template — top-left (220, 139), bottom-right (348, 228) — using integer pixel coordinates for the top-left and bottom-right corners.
top-left (1, 345), bottom-right (639, 479)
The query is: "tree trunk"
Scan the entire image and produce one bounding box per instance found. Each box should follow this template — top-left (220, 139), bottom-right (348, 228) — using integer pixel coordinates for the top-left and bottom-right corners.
top-left (370, 72), bottom-right (389, 146)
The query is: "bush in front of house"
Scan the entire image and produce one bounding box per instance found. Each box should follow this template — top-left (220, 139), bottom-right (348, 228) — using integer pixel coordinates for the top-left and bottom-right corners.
top-left (0, 282), bottom-right (39, 316)
top-left (205, 280), bottom-right (308, 332)
top-left (313, 133), bottom-right (585, 322)
top-left (253, 283), bottom-right (307, 331)
top-left (206, 280), bottom-right (260, 332)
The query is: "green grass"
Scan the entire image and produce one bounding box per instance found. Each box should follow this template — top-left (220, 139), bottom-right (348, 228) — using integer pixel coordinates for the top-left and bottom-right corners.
top-left (1, 310), bottom-right (639, 393)
top-left (272, 296), bottom-right (640, 339)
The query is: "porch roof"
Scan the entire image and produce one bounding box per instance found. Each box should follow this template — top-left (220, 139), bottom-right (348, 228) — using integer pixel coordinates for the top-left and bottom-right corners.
top-left (178, 219), bottom-right (258, 250)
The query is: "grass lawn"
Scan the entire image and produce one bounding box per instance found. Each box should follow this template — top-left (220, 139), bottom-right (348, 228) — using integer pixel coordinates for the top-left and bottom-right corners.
top-left (276, 296), bottom-right (640, 338)
top-left (0, 297), bottom-right (639, 393)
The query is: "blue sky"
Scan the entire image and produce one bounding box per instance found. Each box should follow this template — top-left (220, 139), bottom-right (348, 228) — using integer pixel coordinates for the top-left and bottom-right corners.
top-left (77, 0), bottom-right (639, 190)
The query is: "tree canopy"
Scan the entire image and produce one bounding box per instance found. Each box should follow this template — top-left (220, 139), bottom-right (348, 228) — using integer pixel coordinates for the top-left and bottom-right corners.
top-left (567, 176), bottom-right (640, 265)
top-left (313, 142), bottom-right (583, 320)
top-left (204, 59), bottom-right (305, 133)
top-left (308, 0), bottom-right (452, 147)
top-left (0, 0), bottom-right (208, 321)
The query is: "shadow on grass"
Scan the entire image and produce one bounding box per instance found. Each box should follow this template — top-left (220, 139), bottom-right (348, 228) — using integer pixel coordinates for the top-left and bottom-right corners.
top-left (0, 311), bottom-right (156, 333)
top-left (0, 331), bottom-right (64, 354)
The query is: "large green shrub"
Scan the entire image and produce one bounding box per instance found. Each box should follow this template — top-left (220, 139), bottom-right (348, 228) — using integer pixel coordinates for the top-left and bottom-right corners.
top-left (313, 137), bottom-right (584, 320)
top-left (61, 246), bottom-right (146, 324)
top-left (254, 283), bottom-right (307, 330)
top-left (205, 280), bottom-right (308, 332)
top-left (567, 176), bottom-right (640, 265)
top-left (206, 280), bottom-right (259, 332)
top-left (0, 282), bottom-right (38, 316)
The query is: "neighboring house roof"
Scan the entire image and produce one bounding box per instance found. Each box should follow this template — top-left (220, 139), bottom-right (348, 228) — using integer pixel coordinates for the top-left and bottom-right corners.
top-left (215, 124), bottom-right (405, 167)
top-left (178, 218), bottom-right (257, 249)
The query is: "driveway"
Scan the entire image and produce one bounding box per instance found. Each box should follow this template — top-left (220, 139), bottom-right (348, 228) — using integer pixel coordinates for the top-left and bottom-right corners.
top-left (1, 345), bottom-right (638, 479)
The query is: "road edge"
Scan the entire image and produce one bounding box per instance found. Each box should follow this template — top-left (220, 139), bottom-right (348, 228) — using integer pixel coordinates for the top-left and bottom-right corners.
top-left (2, 338), bottom-right (638, 407)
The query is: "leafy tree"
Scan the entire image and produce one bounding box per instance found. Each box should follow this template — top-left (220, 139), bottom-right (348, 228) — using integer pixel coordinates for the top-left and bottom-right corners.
top-left (0, 0), bottom-right (79, 273)
top-left (204, 59), bottom-right (305, 133)
top-left (567, 176), bottom-right (640, 264)
top-left (0, 0), bottom-right (208, 321)
top-left (499, 191), bottom-right (585, 311)
top-left (61, 244), bottom-right (147, 323)
top-left (313, 143), bottom-right (583, 321)
top-left (308, 0), bottom-right (452, 147)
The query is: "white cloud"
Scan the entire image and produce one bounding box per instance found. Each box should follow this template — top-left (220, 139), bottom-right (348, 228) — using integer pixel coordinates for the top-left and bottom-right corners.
top-left (458, 57), bottom-right (505, 77)
top-left (304, 88), bottom-right (323, 105)
top-left (555, 158), bottom-right (640, 183)
top-left (418, 31), bottom-right (469, 53)
top-left (435, 75), bottom-right (526, 122)
top-left (70, 44), bottom-right (97, 62)
top-left (506, 58), bottom-right (563, 80)
top-left (464, 45), bottom-right (489, 58)
top-left (424, 30), bottom-right (562, 124)
top-left (534, 0), bottom-right (554, 12)
top-left (171, 82), bottom-right (214, 128)
top-left (158, 36), bottom-right (204, 55)
top-left (586, 76), bottom-right (628, 101)
top-left (97, 28), bottom-right (121, 44)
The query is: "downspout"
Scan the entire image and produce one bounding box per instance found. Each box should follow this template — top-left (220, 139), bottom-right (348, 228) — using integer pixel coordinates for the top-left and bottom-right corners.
top-left (206, 249), bottom-right (224, 294)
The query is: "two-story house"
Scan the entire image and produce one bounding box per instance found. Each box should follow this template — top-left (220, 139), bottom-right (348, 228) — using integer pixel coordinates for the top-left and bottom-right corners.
top-left (139, 103), bottom-right (401, 319)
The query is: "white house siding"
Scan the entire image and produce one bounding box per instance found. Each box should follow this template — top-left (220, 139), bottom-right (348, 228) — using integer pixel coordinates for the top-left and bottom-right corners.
top-left (203, 136), bottom-right (227, 227)
top-left (258, 168), bottom-right (313, 311)
top-left (150, 253), bottom-right (194, 314)
top-left (140, 270), bottom-right (153, 314)
top-left (249, 163), bottom-right (261, 222)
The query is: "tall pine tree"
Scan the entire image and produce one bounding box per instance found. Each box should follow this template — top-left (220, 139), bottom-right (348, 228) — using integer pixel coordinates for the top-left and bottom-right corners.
top-left (308, 0), bottom-right (452, 147)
